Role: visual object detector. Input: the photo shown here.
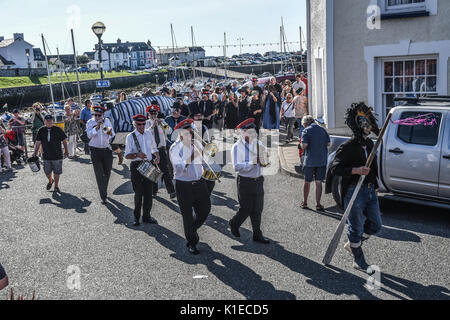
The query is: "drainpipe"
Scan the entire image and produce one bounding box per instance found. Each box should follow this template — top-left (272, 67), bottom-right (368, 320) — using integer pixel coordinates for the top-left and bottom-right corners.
top-left (306, 0), bottom-right (313, 118)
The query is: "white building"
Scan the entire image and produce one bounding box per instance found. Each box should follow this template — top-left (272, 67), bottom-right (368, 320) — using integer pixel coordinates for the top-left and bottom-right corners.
top-left (0, 33), bottom-right (35, 69)
top-left (94, 39), bottom-right (157, 71)
top-left (157, 47), bottom-right (206, 66)
top-left (307, 0), bottom-right (450, 128)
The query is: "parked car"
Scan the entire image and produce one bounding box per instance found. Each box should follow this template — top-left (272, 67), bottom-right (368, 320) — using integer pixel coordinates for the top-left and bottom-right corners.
top-left (326, 98), bottom-right (450, 210)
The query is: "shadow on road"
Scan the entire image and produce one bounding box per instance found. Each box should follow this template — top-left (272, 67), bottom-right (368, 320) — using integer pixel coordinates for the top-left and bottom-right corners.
top-left (104, 197), bottom-right (295, 300)
top-left (0, 170), bottom-right (17, 190)
top-left (39, 191), bottom-right (92, 214)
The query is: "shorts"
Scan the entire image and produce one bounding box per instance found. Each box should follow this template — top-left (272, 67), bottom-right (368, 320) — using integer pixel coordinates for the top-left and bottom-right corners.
top-left (303, 166), bottom-right (326, 182)
top-left (43, 160), bottom-right (63, 175)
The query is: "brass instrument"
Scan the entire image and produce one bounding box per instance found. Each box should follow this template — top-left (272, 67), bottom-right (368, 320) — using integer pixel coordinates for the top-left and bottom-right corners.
top-left (152, 119), bottom-right (170, 131)
top-left (192, 127), bottom-right (217, 158)
top-left (256, 142), bottom-right (271, 168)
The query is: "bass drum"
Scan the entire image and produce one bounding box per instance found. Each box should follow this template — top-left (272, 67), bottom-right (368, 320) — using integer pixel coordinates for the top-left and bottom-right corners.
top-left (137, 160), bottom-right (164, 183)
top-left (202, 161), bottom-right (222, 182)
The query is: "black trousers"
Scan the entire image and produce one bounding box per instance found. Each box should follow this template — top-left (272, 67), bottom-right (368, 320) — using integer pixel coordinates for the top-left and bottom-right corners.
top-left (175, 179), bottom-right (211, 246)
top-left (152, 147), bottom-right (175, 195)
top-left (90, 147), bottom-right (113, 201)
top-left (231, 176), bottom-right (264, 238)
top-left (131, 161), bottom-right (154, 222)
top-left (204, 179), bottom-right (215, 197)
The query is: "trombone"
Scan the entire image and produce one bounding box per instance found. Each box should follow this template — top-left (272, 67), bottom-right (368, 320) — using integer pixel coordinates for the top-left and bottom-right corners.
top-left (190, 126), bottom-right (221, 183)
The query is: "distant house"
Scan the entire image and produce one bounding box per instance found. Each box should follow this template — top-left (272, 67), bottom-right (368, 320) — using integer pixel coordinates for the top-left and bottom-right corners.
top-left (307, 0), bottom-right (450, 128)
top-left (0, 54), bottom-right (15, 69)
top-left (32, 48), bottom-right (47, 69)
top-left (93, 39), bottom-right (157, 71)
top-left (157, 47), bottom-right (205, 66)
top-left (0, 33), bottom-right (35, 69)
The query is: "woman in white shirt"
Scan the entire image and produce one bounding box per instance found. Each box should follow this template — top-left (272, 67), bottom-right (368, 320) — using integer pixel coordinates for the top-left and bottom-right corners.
top-left (280, 93), bottom-right (296, 143)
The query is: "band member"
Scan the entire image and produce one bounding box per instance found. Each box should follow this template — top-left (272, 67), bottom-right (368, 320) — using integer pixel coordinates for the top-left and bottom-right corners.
top-left (190, 107), bottom-right (215, 196)
top-left (328, 102), bottom-right (382, 273)
top-left (146, 105), bottom-right (176, 199)
top-left (229, 118), bottom-right (270, 244)
top-left (125, 115), bottom-right (160, 226)
top-left (87, 105), bottom-right (115, 205)
top-left (165, 102), bottom-right (187, 147)
top-left (170, 119), bottom-right (211, 255)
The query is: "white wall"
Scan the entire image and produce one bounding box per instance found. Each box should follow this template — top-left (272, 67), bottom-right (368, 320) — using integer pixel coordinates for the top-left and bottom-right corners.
top-left (0, 39), bottom-right (34, 69)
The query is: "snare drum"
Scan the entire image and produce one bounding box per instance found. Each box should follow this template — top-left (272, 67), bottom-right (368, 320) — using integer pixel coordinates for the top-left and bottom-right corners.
top-left (137, 160), bottom-right (164, 183)
top-left (202, 161), bottom-right (222, 182)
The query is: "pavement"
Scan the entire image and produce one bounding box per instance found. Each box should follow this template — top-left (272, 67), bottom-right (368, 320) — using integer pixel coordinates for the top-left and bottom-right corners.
top-left (0, 145), bottom-right (449, 300)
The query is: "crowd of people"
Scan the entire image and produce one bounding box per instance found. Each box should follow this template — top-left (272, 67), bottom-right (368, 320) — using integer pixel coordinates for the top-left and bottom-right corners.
top-left (0, 71), bottom-right (385, 274)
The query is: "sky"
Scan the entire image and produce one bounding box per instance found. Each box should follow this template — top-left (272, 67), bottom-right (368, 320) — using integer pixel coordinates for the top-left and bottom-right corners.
top-left (1, 0), bottom-right (307, 57)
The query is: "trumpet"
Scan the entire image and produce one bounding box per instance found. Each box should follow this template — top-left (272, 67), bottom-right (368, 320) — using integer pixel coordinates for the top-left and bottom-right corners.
top-left (153, 119), bottom-right (170, 131)
top-left (192, 127), bottom-right (217, 158)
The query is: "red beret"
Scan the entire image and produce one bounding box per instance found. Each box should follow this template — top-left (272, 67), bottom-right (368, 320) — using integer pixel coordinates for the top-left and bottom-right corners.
top-left (237, 118), bottom-right (256, 130)
top-left (174, 119), bottom-right (194, 131)
top-left (146, 105), bottom-right (160, 114)
top-left (133, 114), bottom-right (147, 122)
top-left (93, 105), bottom-right (107, 113)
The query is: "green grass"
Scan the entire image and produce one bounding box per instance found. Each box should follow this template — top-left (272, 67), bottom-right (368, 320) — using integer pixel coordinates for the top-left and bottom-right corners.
top-left (0, 70), bottom-right (150, 89)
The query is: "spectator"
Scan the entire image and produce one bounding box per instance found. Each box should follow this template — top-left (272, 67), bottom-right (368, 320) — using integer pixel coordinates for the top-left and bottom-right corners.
top-left (281, 80), bottom-right (295, 101)
top-left (211, 93), bottom-right (225, 131)
top-left (280, 93), bottom-right (296, 143)
top-left (64, 105), bottom-right (81, 159)
top-left (32, 114), bottom-right (69, 193)
top-left (80, 100), bottom-right (92, 155)
top-left (238, 89), bottom-right (251, 124)
top-left (300, 73), bottom-right (308, 96)
top-left (300, 115), bottom-right (330, 211)
top-left (269, 76), bottom-right (282, 95)
top-left (224, 93), bottom-right (239, 130)
top-left (31, 103), bottom-right (45, 144)
top-left (0, 126), bottom-right (12, 172)
top-left (116, 92), bottom-right (127, 103)
top-left (8, 109), bottom-right (25, 152)
top-left (262, 85), bottom-right (281, 130)
top-left (292, 74), bottom-right (306, 94)
top-left (0, 262), bottom-right (8, 291)
top-left (249, 90), bottom-right (263, 135)
top-left (293, 88), bottom-right (309, 137)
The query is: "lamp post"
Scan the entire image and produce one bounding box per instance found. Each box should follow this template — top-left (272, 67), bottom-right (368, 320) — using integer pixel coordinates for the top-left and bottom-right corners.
top-left (92, 21), bottom-right (106, 98)
top-left (26, 49), bottom-right (31, 77)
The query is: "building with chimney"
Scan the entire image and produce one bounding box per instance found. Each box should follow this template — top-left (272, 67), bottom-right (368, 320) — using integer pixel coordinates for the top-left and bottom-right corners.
top-left (0, 33), bottom-right (35, 69)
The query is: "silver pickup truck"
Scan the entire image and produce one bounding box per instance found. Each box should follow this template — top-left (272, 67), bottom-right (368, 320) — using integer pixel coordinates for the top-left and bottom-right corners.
top-left (326, 98), bottom-right (450, 210)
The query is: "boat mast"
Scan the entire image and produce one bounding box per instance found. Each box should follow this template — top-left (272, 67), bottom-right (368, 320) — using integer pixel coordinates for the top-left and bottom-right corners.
top-left (71, 29), bottom-right (82, 105)
top-left (191, 26), bottom-right (195, 80)
top-left (223, 32), bottom-right (227, 80)
top-left (41, 34), bottom-right (55, 108)
top-left (56, 47), bottom-right (65, 101)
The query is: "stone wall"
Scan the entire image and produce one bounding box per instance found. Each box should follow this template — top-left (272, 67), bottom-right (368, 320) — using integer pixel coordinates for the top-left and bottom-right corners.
top-left (0, 68), bottom-right (47, 77)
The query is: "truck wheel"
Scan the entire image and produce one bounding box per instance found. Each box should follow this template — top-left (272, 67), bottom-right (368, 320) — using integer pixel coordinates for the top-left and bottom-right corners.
top-left (331, 175), bottom-right (344, 210)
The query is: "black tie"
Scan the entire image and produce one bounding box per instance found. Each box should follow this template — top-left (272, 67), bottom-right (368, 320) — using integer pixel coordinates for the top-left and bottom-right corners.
top-left (154, 124), bottom-right (160, 146)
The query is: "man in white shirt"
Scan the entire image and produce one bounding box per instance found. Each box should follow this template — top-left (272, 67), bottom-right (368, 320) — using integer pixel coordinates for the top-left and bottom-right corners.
top-left (292, 73), bottom-right (306, 94)
top-left (87, 106), bottom-right (115, 205)
top-left (170, 119), bottom-right (211, 255)
top-left (146, 105), bottom-right (176, 199)
top-left (229, 118), bottom-right (270, 244)
top-left (125, 114), bottom-right (160, 226)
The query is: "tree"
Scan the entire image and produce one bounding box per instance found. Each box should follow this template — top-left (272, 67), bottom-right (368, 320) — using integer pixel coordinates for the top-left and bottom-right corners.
top-left (77, 55), bottom-right (90, 66)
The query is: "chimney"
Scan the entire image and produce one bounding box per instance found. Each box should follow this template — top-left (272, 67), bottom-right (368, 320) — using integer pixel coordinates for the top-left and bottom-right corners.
top-left (0, 36), bottom-right (4, 42)
top-left (13, 33), bottom-right (24, 41)
top-left (117, 38), bottom-right (122, 44)
top-left (147, 40), bottom-right (152, 47)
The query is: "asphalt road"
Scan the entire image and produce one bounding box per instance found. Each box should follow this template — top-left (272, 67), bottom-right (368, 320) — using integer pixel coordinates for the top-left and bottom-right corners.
top-left (0, 154), bottom-right (449, 300)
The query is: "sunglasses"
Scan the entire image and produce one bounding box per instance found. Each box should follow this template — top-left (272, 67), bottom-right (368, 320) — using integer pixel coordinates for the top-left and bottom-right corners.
top-left (94, 114), bottom-right (103, 117)
top-left (136, 123), bottom-right (146, 126)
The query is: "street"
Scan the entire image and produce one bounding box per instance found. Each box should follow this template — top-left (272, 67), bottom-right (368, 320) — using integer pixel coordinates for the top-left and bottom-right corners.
top-left (0, 154), bottom-right (449, 300)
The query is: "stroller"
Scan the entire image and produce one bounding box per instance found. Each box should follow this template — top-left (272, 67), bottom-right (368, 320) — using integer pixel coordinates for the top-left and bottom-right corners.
top-left (2, 130), bottom-right (25, 166)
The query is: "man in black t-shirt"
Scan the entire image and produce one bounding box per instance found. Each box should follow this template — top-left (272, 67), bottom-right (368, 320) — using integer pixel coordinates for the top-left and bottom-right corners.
top-left (0, 262), bottom-right (8, 290)
top-left (33, 114), bottom-right (68, 193)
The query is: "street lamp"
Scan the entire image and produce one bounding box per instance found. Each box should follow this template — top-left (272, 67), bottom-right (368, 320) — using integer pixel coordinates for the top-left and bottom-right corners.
top-left (25, 49), bottom-right (31, 77)
top-left (92, 21), bottom-right (106, 97)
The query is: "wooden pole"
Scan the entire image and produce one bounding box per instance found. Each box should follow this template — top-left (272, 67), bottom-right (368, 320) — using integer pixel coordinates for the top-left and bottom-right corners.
top-left (41, 34), bottom-right (55, 107)
top-left (71, 29), bottom-right (82, 105)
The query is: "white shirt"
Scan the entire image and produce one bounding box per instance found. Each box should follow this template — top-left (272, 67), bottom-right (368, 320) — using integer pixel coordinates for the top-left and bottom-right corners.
top-left (124, 129), bottom-right (159, 162)
top-left (145, 119), bottom-right (172, 148)
top-left (87, 117), bottom-right (115, 149)
top-left (292, 80), bottom-right (306, 92)
top-left (281, 101), bottom-right (295, 118)
top-left (232, 138), bottom-right (263, 179)
top-left (169, 139), bottom-right (204, 182)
